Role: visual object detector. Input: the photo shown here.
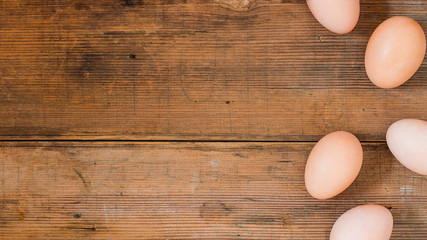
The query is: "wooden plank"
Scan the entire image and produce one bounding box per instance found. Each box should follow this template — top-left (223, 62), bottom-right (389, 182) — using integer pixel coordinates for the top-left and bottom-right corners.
top-left (0, 0), bottom-right (426, 141)
top-left (0, 142), bottom-right (425, 239)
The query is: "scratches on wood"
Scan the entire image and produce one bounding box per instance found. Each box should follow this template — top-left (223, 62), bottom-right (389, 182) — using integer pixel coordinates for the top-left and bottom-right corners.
top-left (0, 142), bottom-right (426, 239)
top-left (0, 1), bottom-right (426, 239)
top-left (0, 1), bottom-right (426, 140)
top-left (73, 168), bottom-right (91, 190)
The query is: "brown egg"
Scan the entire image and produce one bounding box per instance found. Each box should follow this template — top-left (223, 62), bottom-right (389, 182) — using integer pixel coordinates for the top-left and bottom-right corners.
top-left (305, 131), bottom-right (363, 199)
top-left (386, 119), bottom-right (427, 175)
top-left (306, 0), bottom-right (360, 34)
top-left (330, 205), bottom-right (393, 240)
top-left (365, 16), bottom-right (426, 88)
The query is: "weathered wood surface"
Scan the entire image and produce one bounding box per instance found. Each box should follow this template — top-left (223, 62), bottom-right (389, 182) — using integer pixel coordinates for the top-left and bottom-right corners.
top-left (0, 142), bottom-right (426, 239)
top-left (1, 1), bottom-right (426, 239)
top-left (0, 0), bottom-right (426, 141)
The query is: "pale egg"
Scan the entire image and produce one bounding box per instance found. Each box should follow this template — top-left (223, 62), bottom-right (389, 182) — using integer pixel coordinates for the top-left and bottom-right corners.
top-left (305, 131), bottom-right (363, 199)
top-left (365, 16), bottom-right (426, 88)
top-left (386, 119), bottom-right (427, 175)
top-left (306, 0), bottom-right (360, 34)
top-left (330, 204), bottom-right (393, 240)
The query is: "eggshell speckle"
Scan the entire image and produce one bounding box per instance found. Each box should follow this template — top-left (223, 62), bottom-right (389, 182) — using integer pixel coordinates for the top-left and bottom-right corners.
top-left (330, 205), bottom-right (393, 240)
top-left (306, 0), bottom-right (360, 34)
top-left (386, 119), bottom-right (427, 175)
top-left (305, 131), bottom-right (363, 199)
top-left (365, 16), bottom-right (426, 88)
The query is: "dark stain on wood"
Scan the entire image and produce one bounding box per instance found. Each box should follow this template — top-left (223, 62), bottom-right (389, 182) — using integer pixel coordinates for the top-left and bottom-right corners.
top-left (74, 3), bottom-right (90, 11)
top-left (200, 201), bottom-right (232, 219)
top-left (77, 53), bottom-right (103, 79)
top-left (122, 0), bottom-right (144, 6)
top-left (234, 153), bottom-right (247, 158)
top-left (63, 42), bottom-right (108, 85)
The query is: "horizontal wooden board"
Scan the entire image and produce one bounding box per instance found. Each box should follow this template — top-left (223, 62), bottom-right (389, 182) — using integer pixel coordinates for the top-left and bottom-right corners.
top-left (0, 142), bottom-right (425, 239)
top-left (0, 0), bottom-right (426, 141)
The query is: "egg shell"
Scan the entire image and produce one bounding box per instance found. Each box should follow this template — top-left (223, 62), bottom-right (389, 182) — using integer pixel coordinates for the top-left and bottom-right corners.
top-left (306, 0), bottom-right (360, 34)
top-left (330, 204), bottom-right (393, 240)
top-left (386, 119), bottom-right (427, 175)
top-left (305, 131), bottom-right (363, 199)
top-left (365, 16), bottom-right (426, 88)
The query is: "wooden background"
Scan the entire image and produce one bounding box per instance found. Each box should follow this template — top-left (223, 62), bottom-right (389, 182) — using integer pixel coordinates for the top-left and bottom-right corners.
top-left (0, 0), bottom-right (426, 239)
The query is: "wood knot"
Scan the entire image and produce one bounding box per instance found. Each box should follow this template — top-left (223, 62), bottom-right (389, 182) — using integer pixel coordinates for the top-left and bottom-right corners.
top-left (18, 211), bottom-right (25, 221)
top-left (215, 0), bottom-right (257, 11)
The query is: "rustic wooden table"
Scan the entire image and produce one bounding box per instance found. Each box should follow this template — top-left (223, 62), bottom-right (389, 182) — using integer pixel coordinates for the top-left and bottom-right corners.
top-left (0, 0), bottom-right (426, 239)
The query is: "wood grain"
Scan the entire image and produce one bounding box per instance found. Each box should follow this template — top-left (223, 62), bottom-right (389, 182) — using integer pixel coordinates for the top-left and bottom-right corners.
top-left (0, 0), bottom-right (426, 141)
top-left (1, 1), bottom-right (426, 239)
top-left (0, 142), bottom-right (425, 239)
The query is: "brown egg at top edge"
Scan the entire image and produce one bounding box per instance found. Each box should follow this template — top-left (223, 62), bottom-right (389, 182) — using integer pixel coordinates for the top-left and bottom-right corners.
top-left (365, 16), bottom-right (426, 89)
top-left (306, 0), bottom-right (360, 34)
top-left (305, 131), bottom-right (363, 200)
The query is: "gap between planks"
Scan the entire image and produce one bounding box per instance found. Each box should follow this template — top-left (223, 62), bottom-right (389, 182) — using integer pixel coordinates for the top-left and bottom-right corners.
top-left (0, 139), bottom-right (387, 143)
